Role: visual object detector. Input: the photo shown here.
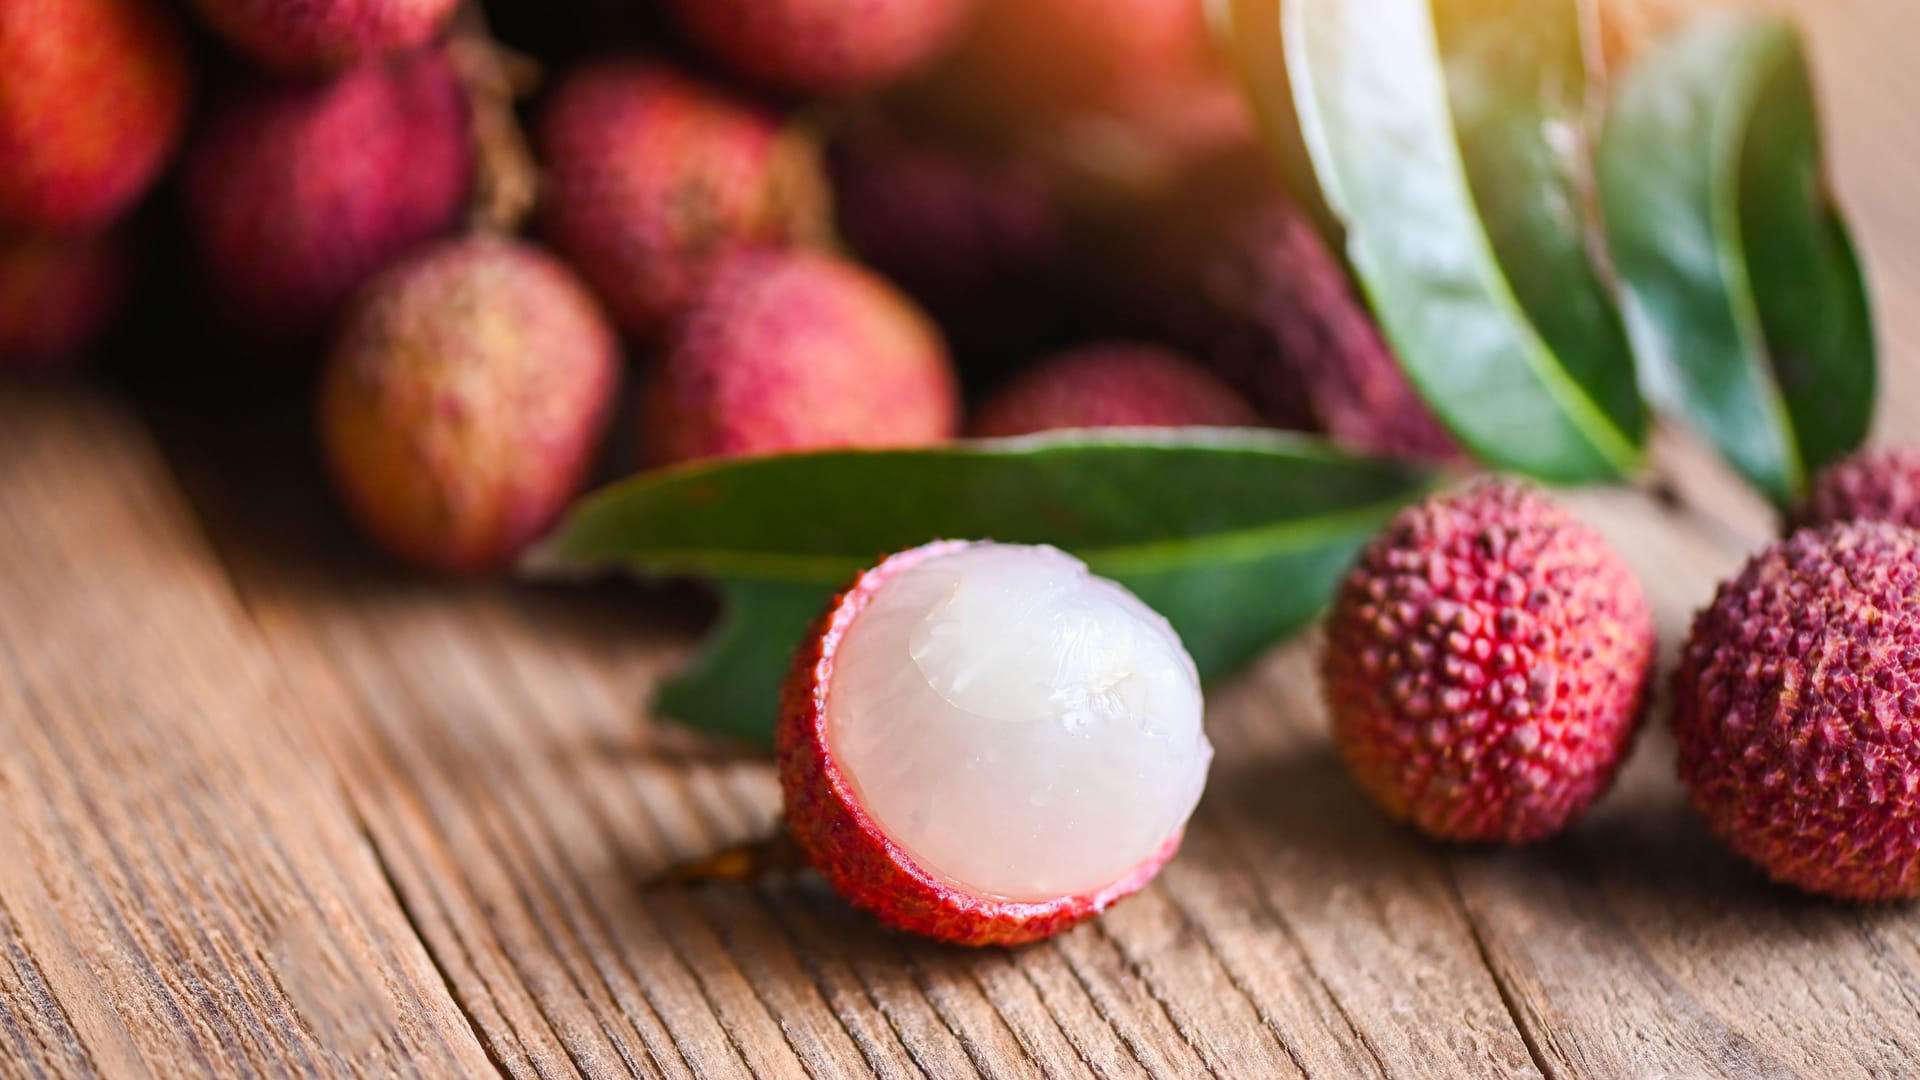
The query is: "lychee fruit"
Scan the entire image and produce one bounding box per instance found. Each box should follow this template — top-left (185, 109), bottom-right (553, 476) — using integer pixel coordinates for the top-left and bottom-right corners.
top-left (641, 250), bottom-right (958, 465)
top-left (1322, 478), bottom-right (1656, 844)
top-left (1109, 153), bottom-right (1458, 460)
top-left (667, 0), bottom-right (974, 97)
top-left (969, 343), bottom-right (1259, 438)
top-left (180, 49), bottom-right (473, 350)
top-left (1672, 522), bottom-right (1920, 901)
top-left (0, 0), bottom-right (191, 234)
top-left (940, 0), bottom-right (1212, 121)
top-left (186, 0), bottom-right (458, 74)
top-left (1788, 447), bottom-right (1920, 533)
top-left (319, 236), bottom-right (619, 574)
top-left (779, 540), bottom-right (1213, 945)
top-left (536, 58), bottom-right (827, 340)
top-left (0, 230), bottom-right (134, 372)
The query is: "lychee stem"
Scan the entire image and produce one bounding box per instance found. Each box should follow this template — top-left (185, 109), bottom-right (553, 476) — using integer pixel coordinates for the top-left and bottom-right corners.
top-left (447, 2), bottom-right (542, 235)
top-left (648, 829), bottom-right (804, 888)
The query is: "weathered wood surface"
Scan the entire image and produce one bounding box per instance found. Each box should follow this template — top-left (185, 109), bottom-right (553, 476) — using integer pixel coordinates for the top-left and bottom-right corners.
top-left (3, 1), bottom-right (1918, 1076)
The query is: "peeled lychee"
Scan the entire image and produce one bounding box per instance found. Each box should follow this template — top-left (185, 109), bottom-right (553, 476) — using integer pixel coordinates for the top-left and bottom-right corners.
top-left (1110, 154), bottom-right (1458, 459)
top-left (1322, 478), bottom-right (1656, 844)
top-left (187, 0), bottom-right (457, 74)
top-left (537, 59), bottom-right (827, 340)
top-left (641, 250), bottom-right (958, 465)
top-left (667, 0), bottom-right (973, 96)
top-left (780, 540), bottom-right (1213, 945)
top-left (1789, 447), bottom-right (1920, 533)
top-left (0, 0), bottom-right (191, 233)
top-left (970, 343), bottom-right (1259, 437)
top-left (319, 236), bottom-right (619, 573)
top-left (181, 50), bottom-right (473, 349)
top-left (1673, 522), bottom-right (1920, 901)
top-left (0, 230), bottom-right (133, 371)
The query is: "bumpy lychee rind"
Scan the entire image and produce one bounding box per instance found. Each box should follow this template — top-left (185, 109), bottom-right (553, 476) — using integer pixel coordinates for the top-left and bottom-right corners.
top-left (1789, 448), bottom-right (1920, 533)
top-left (642, 250), bottom-right (958, 465)
top-left (1672, 523), bottom-right (1920, 901)
top-left (778, 540), bottom-right (1183, 946)
top-left (668, 0), bottom-right (972, 96)
top-left (537, 59), bottom-right (826, 340)
top-left (319, 237), bottom-right (618, 574)
top-left (0, 230), bottom-right (133, 371)
top-left (0, 0), bottom-right (191, 233)
top-left (1322, 479), bottom-right (1656, 844)
top-left (182, 50), bottom-right (472, 348)
top-left (969, 343), bottom-right (1258, 437)
top-left (188, 0), bottom-right (457, 74)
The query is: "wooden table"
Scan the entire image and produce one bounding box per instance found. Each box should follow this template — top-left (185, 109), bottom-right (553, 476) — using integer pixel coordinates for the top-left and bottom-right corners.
top-left (6, 2), bottom-right (1919, 1076)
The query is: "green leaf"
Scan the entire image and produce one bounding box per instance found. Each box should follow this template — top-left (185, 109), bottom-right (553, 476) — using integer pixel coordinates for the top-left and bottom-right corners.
top-left (534, 431), bottom-right (1436, 745)
top-left (1284, 0), bottom-right (1646, 484)
top-left (1207, 0), bottom-right (1340, 239)
top-left (1598, 12), bottom-right (1874, 506)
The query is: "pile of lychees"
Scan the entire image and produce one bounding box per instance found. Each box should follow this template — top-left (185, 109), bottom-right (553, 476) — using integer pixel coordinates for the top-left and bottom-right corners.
top-left (0, 0), bottom-right (1457, 572)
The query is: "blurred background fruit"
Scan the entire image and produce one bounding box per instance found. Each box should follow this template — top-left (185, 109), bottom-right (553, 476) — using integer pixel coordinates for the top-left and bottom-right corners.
top-left (0, 229), bottom-right (135, 371)
top-left (188, 0), bottom-right (458, 74)
top-left (666, 0), bottom-right (975, 97)
top-left (970, 343), bottom-right (1258, 437)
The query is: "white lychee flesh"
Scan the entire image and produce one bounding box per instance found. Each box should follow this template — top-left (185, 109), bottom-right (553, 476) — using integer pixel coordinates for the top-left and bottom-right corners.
top-left (827, 543), bottom-right (1212, 902)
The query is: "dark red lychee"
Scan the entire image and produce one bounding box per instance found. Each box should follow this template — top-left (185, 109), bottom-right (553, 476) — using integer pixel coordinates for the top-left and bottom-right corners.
top-left (969, 343), bottom-right (1259, 437)
top-left (187, 0), bottom-right (458, 74)
top-left (536, 58), bottom-right (827, 340)
top-left (1672, 522), bottom-right (1920, 901)
top-left (181, 50), bottom-right (473, 349)
top-left (641, 250), bottom-right (958, 465)
top-left (1322, 478), bottom-right (1656, 844)
top-left (1789, 447), bottom-right (1920, 533)
top-left (0, 0), bottom-right (191, 233)
top-left (667, 0), bottom-right (973, 96)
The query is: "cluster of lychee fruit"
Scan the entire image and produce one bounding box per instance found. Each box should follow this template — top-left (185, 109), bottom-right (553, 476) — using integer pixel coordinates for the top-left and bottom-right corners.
top-left (2, 0), bottom-right (1460, 576)
top-left (1320, 448), bottom-right (1920, 905)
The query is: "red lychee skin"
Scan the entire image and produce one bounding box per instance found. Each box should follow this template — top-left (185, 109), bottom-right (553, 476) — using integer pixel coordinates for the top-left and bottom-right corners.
top-left (187, 0), bottom-right (457, 74)
top-left (537, 59), bottom-right (826, 340)
top-left (319, 237), bottom-right (619, 574)
top-left (1113, 155), bottom-right (1458, 460)
top-left (0, 0), bottom-right (191, 234)
top-left (668, 0), bottom-right (973, 97)
top-left (181, 50), bottom-right (472, 350)
top-left (1789, 448), bottom-right (1920, 533)
top-left (778, 540), bottom-right (1185, 946)
top-left (642, 251), bottom-right (958, 465)
top-left (1322, 479), bottom-right (1656, 844)
top-left (970, 343), bottom-right (1259, 437)
top-left (0, 230), bottom-right (133, 371)
top-left (1672, 523), bottom-right (1920, 901)
top-left (944, 0), bottom-right (1211, 120)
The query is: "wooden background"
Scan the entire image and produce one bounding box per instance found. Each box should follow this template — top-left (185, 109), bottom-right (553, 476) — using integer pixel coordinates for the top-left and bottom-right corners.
top-left (4, 1), bottom-right (1918, 1076)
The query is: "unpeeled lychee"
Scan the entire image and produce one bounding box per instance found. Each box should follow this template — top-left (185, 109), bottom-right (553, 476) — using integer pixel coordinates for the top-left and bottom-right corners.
top-left (0, 0), bottom-right (191, 233)
top-left (187, 0), bottom-right (458, 74)
top-left (181, 50), bottom-right (473, 349)
top-left (780, 540), bottom-right (1212, 945)
top-left (1673, 522), bottom-right (1920, 901)
top-left (641, 250), bottom-right (958, 465)
top-left (1789, 447), bottom-right (1920, 533)
top-left (667, 0), bottom-right (973, 96)
top-left (970, 343), bottom-right (1259, 437)
top-left (0, 230), bottom-right (133, 371)
top-left (1322, 479), bottom-right (1656, 844)
top-left (537, 59), bottom-right (827, 340)
top-left (941, 0), bottom-right (1212, 120)
top-left (319, 236), bottom-right (619, 573)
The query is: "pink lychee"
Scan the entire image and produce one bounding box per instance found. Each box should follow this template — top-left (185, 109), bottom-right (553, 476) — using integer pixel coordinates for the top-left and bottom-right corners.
top-left (1790, 447), bottom-right (1920, 533)
top-left (187, 0), bottom-right (458, 74)
top-left (969, 343), bottom-right (1259, 437)
top-left (667, 0), bottom-right (974, 96)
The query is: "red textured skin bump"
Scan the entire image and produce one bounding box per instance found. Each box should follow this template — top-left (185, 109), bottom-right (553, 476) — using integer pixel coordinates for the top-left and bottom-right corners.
top-left (319, 237), bottom-right (619, 574)
top-left (969, 343), bottom-right (1258, 437)
top-left (537, 59), bottom-right (825, 340)
top-left (669, 0), bottom-right (973, 96)
top-left (1791, 448), bottom-right (1920, 533)
top-left (1672, 523), bottom-right (1920, 901)
top-left (0, 0), bottom-right (190, 233)
top-left (188, 0), bottom-right (457, 74)
top-left (777, 541), bottom-right (1183, 946)
top-left (1322, 478), bottom-right (1656, 844)
top-left (0, 231), bottom-right (132, 370)
top-left (641, 250), bottom-right (957, 465)
top-left (181, 49), bottom-right (472, 349)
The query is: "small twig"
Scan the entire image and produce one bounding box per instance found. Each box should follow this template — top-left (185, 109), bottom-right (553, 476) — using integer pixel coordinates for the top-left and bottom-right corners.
top-left (448, 2), bottom-right (543, 235)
